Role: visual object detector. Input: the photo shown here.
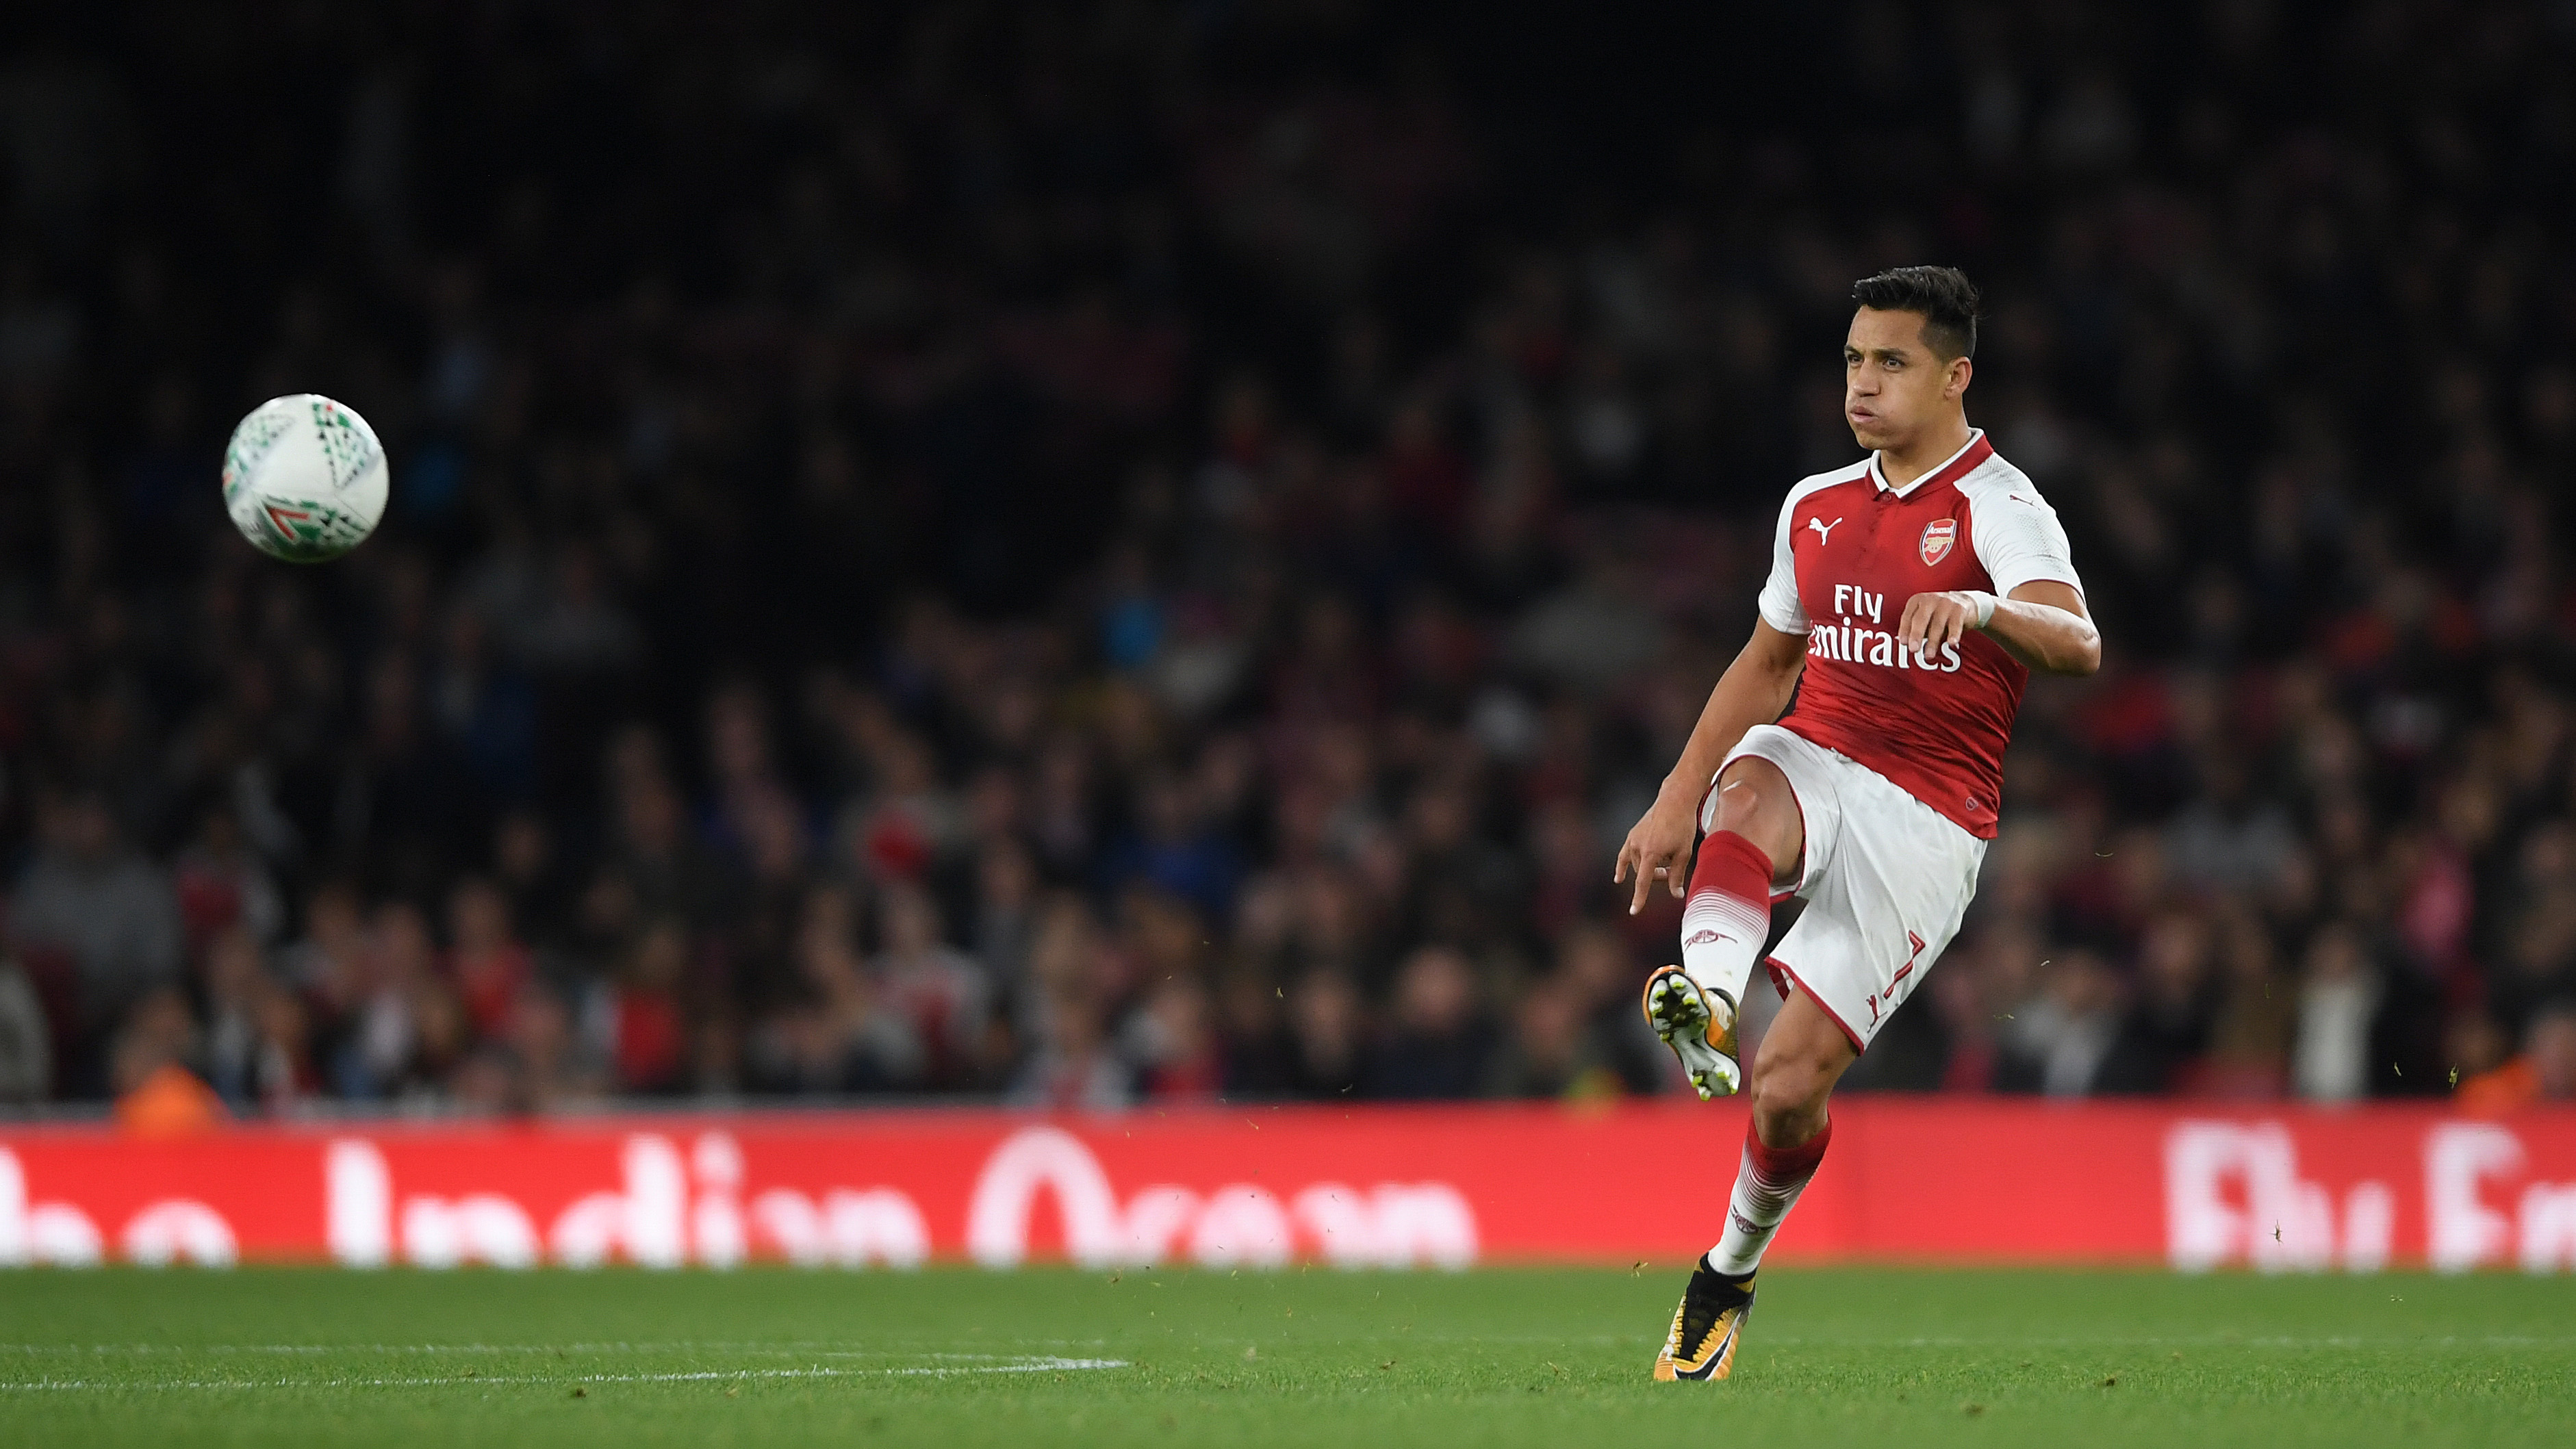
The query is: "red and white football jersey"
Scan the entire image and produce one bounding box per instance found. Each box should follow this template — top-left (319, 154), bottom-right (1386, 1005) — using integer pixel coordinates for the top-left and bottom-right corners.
top-left (1755, 429), bottom-right (2082, 839)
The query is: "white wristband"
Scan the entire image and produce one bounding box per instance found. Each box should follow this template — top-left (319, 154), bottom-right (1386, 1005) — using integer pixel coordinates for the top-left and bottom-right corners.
top-left (1964, 591), bottom-right (1998, 628)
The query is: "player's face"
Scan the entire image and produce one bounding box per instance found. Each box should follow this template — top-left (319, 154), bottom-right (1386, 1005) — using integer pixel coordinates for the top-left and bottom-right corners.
top-left (1844, 308), bottom-right (1971, 450)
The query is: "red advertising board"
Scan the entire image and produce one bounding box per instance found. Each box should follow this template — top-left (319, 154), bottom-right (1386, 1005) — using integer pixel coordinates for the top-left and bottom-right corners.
top-left (4, 1100), bottom-right (2574, 1272)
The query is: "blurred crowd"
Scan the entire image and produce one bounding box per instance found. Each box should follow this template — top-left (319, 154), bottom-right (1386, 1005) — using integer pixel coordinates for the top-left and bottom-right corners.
top-left (3, 1), bottom-right (2576, 1117)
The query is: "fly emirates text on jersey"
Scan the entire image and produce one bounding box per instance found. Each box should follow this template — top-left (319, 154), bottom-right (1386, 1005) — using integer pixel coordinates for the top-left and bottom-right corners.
top-left (1810, 582), bottom-right (1965, 672)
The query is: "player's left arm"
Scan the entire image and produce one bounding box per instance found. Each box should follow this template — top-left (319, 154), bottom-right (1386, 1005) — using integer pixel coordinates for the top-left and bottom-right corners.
top-left (1896, 581), bottom-right (2100, 676)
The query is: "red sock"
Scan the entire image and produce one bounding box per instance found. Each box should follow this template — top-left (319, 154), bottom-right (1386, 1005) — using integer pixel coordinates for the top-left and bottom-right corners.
top-left (1709, 1117), bottom-right (1831, 1275)
top-left (1747, 1115), bottom-right (1831, 1182)
top-left (1680, 830), bottom-right (1773, 1004)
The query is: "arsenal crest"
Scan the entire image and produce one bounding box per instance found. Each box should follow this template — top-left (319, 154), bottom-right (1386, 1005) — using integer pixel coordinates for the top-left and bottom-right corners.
top-left (1919, 517), bottom-right (1957, 566)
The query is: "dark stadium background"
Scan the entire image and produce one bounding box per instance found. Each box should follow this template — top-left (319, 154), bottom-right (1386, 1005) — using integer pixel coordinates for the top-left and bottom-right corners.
top-left (1, 0), bottom-right (2572, 1118)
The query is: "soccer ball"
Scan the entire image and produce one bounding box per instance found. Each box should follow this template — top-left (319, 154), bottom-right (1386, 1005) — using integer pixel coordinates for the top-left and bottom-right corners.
top-left (221, 394), bottom-right (390, 563)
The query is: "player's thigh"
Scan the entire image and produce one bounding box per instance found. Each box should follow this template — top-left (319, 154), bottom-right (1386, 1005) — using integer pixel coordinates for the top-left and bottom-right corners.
top-left (1764, 769), bottom-right (1982, 1048)
top-left (1706, 756), bottom-right (1800, 879)
top-left (1704, 725), bottom-right (1839, 890)
top-left (1838, 788), bottom-right (1985, 1001)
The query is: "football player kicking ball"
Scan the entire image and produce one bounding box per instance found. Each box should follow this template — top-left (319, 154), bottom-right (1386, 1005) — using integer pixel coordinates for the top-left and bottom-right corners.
top-left (1614, 266), bottom-right (2101, 1382)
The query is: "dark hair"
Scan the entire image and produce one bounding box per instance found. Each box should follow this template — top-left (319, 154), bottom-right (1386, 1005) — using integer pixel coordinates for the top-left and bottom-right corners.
top-left (1851, 266), bottom-right (1981, 360)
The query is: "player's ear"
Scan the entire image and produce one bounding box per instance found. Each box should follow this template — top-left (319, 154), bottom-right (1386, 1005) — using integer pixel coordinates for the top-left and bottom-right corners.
top-left (1946, 355), bottom-right (1973, 400)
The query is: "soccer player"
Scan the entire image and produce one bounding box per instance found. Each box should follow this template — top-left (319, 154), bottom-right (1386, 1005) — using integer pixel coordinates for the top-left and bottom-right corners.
top-left (1612, 266), bottom-right (2100, 1381)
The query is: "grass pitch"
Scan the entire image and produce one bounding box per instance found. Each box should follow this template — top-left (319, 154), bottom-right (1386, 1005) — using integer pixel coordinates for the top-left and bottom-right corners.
top-left (0, 1266), bottom-right (2568, 1447)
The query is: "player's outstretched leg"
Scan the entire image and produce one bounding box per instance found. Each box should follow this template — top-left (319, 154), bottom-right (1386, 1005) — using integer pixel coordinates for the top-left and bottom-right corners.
top-left (1647, 758), bottom-right (1796, 1099)
top-left (1653, 989), bottom-right (1854, 1383)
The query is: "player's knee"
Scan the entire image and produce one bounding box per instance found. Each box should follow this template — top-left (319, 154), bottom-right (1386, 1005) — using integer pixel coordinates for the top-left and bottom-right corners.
top-left (1711, 768), bottom-right (1797, 870)
top-left (1748, 1055), bottom-right (1829, 1130)
top-left (1748, 1065), bottom-right (1810, 1117)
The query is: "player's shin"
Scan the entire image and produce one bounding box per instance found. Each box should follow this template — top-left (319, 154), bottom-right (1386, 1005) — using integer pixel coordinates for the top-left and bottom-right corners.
top-left (1707, 1117), bottom-right (1831, 1276)
top-left (1679, 830), bottom-right (1772, 1010)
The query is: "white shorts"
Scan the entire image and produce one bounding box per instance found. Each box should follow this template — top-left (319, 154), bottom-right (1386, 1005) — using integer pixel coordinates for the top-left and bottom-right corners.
top-left (1698, 723), bottom-right (1987, 1051)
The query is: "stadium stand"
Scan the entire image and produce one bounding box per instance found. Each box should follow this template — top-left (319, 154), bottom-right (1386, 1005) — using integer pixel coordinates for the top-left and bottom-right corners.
top-left (1, 1), bottom-right (2573, 1113)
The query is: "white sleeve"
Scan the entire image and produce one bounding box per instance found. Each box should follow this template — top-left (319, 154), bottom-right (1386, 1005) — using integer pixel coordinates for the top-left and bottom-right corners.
top-left (1755, 491), bottom-right (1809, 633)
top-left (1971, 481), bottom-right (2084, 600)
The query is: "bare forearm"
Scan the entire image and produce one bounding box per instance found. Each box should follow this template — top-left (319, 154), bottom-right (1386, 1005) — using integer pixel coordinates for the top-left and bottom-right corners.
top-left (1899, 581), bottom-right (2099, 678)
top-left (1980, 596), bottom-right (2100, 676)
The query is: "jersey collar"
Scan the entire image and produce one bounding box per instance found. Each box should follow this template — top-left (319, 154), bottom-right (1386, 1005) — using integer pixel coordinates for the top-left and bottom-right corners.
top-left (1868, 428), bottom-right (1992, 498)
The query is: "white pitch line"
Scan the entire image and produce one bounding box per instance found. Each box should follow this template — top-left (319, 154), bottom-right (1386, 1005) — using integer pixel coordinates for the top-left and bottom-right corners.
top-left (1761, 1348), bottom-right (2576, 1359)
top-left (19, 1331), bottom-right (2553, 1355)
top-left (0, 1357), bottom-right (1130, 1392)
top-left (0, 1344), bottom-right (1014, 1357)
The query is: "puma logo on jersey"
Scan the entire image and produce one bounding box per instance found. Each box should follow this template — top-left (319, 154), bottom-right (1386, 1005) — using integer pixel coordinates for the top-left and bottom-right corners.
top-left (1807, 516), bottom-right (1843, 546)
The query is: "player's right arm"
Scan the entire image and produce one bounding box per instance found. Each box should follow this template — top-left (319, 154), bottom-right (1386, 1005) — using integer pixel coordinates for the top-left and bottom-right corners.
top-left (1614, 618), bottom-right (1808, 914)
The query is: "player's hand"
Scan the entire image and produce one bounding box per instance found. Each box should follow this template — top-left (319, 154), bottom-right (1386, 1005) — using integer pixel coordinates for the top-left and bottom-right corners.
top-left (1898, 590), bottom-right (1983, 665)
top-left (1614, 788), bottom-right (1700, 915)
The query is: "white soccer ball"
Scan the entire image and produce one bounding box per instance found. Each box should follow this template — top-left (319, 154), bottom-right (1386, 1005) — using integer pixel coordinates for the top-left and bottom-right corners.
top-left (221, 394), bottom-right (390, 563)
